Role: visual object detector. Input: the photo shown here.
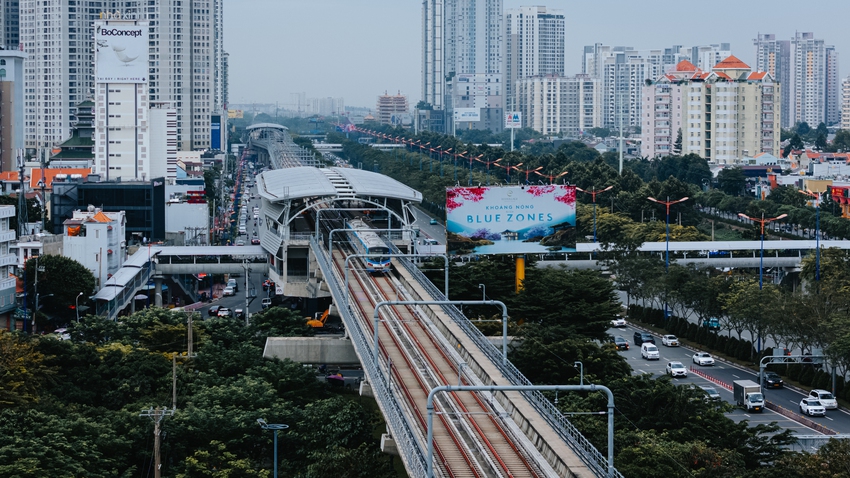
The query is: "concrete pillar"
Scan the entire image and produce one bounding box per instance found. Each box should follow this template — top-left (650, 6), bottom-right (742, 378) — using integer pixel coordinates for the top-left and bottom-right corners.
top-left (155, 277), bottom-right (163, 307)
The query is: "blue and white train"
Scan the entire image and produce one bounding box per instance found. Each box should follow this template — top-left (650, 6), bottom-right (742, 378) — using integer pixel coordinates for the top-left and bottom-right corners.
top-left (347, 218), bottom-right (391, 273)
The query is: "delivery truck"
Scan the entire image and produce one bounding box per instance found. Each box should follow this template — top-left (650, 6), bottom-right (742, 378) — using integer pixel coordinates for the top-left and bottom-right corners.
top-left (733, 380), bottom-right (764, 412)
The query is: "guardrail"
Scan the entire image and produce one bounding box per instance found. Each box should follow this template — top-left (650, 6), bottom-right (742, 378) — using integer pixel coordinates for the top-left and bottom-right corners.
top-left (391, 245), bottom-right (622, 478)
top-left (310, 238), bottom-right (428, 477)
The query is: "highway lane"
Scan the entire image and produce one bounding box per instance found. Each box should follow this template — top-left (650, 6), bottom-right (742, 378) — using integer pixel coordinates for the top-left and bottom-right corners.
top-left (610, 323), bottom-right (850, 436)
top-left (411, 206), bottom-right (446, 244)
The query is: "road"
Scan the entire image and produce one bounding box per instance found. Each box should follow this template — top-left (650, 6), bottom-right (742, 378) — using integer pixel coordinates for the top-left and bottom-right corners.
top-left (610, 323), bottom-right (850, 436)
top-left (411, 206), bottom-right (446, 244)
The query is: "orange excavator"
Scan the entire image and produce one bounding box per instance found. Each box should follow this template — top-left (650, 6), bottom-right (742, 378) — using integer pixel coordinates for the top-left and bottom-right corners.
top-left (306, 309), bottom-right (330, 328)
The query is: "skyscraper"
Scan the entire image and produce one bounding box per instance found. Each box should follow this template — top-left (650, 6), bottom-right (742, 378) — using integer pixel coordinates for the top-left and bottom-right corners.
top-left (826, 46), bottom-right (840, 126)
top-left (790, 32), bottom-right (834, 128)
top-left (841, 76), bottom-right (850, 131)
top-left (689, 43), bottom-right (732, 71)
top-left (753, 34), bottom-right (791, 128)
top-left (503, 6), bottom-right (565, 111)
top-left (0, 0), bottom-right (20, 50)
top-left (21, 0), bottom-right (224, 158)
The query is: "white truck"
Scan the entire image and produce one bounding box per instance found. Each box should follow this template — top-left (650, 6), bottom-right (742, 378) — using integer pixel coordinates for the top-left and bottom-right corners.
top-left (733, 380), bottom-right (764, 413)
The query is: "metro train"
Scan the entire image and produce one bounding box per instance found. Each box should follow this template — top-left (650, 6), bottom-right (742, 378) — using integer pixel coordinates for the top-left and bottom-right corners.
top-left (347, 218), bottom-right (391, 273)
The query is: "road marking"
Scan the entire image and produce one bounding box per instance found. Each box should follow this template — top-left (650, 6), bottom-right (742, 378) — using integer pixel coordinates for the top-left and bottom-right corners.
top-left (826, 416), bottom-right (834, 421)
top-left (732, 374), bottom-right (741, 378)
top-left (790, 400), bottom-right (797, 405)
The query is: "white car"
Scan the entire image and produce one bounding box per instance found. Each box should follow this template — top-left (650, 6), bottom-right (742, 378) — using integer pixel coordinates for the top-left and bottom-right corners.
top-left (611, 317), bottom-right (627, 328)
top-left (666, 361), bottom-right (688, 378)
top-left (692, 352), bottom-right (715, 366)
top-left (641, 343), bottom-right (660, 360)
top-left (809, 390), bottom-right (838, 410)
top-left (222, 286), bottom-right (235, 296)
top-left (661, 335), bottom-right (679, 347)
top-left (800, 398), bottom-right (826, 417)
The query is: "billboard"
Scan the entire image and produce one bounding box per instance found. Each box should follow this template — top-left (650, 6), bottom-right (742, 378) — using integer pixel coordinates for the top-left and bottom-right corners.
top-left (95, 22), bottom-right (149, 84)
top-left (210, 115), bottom-right (222, 150)
top-left (453, 108), bottom-right (481, 122)
top-left (505, 112), bottom-right (522, 129)
top-left (446, 186), bottom-right (576, 254)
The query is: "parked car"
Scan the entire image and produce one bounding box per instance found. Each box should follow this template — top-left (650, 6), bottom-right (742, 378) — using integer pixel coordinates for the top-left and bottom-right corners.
top-left (222, 286), bottom-right (235, 296)
top-left (763, 371), bottom-right (784, 388)
top-left (611, 317), bottom-right (627, 328)
top-left (692, 352), bottom-right (715, 366)
top-left (633, 332), bottom-right (655, 345)
top-left (261, 298), bottom-right (272, 309)
top-left (217, 307), bottom-right (232, 318)
top-left (208, 305), bottom-right (220, 316)
top-left (700, 385), bottom-right (722, 402)
top-left (612, 336), bottom-right (629, 351)
top-left (666, 361), bottom-right (688, 378)
top-left (809, 389), bottom-right (838, 409)
top-left (661, 335), bottom-right (679, 347)
top-left (641, 343), bottom-right (660, 360)
top-left (799, 398), bottom-right (826, 417)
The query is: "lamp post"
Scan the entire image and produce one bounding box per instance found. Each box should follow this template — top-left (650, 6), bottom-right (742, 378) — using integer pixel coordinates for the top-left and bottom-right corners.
top-left (34, 293), bottom-right (54, 333)
top-left (737, 212), bottom-right (788, 289)
top-left (441, 148), bottom-right (451, 177)
top-left (577, 185), bottom-right (614, 243)
top-left (452, 150), bottom-right (467, 182)
top-left (799, 190), bottom-right (821, 281)
top-left (469, 154), bottom-right (483, 186)
top-left (647, 196), bottom-right (689, 321)
top-left (477, 157), bottom-right (501, 185)
top-left (257, 419), bottom-right (288, 478)
top-left (534, 170), bottom-right (568, 185)
top-left (419, 142), bottom-right (430, 170)
top-left (512, 164), bottom-right (543, 185)
top-left (75, 291), bottom-right (84, 322)
top-left (478, 283), bottom-right (486, 300)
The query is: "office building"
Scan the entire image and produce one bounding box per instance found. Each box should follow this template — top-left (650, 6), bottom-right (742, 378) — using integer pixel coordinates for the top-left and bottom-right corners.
top-left (517, 73), bottom-right (601, 136)
top-left (641, 57), bottom-right (780, 164)
top-left (754, 34), bottom-right (791, 128)
top-left (0, 50), bottom-right (26, 172)
top-left (375, 92), bottom-right (409, 125)
top-left (503, 6), bottom-right (565, 111)
top-left (842, 76), bottom-right (850, 131)
top-left (790, 32), bottom-right (835, 127)
top-left (21, 0), bottom-right (224, 156)
top-left (62, 207), bottom-right (126, 288)
top-left (448, 73), bottom-right (504, 133)
top-left (421, 0), bottom-right (501, 131)
top-left (1, 0), bottom-right (20, 50)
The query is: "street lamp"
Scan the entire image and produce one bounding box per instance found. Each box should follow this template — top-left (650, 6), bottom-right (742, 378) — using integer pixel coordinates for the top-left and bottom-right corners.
top-left (34, 293), bottom-right (54, 332)
top-left (737, 212), bottom-right (788, 289)
top-left (576, 185), bottom-right (615, 243)
top-left (799, 190), bottom-right (821, 281)
top-left (512, 164), bottom-right (543, 185)
top-left (75, 292), bottom-right (84, 322)
top-left (476, 157), bottom-right (501, 185)
top-left (257, 419), bottom-right (288, 478)
top-left (534, 169), bottom-right (568, 185)
top-left (469, 154), bottom-right (483, 186)
top-left (647, 196), bottom-right (689, 321)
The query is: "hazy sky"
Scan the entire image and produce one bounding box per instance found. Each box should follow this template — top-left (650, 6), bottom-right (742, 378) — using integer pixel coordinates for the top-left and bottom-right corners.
top-left (225, 0), bottom-right (850, 109)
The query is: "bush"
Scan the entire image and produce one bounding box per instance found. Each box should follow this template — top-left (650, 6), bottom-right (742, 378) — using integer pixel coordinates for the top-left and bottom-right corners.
top-left (813, 370), bottom-right (830, 390)
top-left (726, 337), bottom-right (740, 357)
top-left (836, 377), bottom-right (845, 397)
top-left (787, 363), bottom-right (803, 381)
top-left (736, 340), bottom-right (752, 361)
top-left (684, 323), bottom-right (697, 341)
top-left (799, 366), bottom-right (815, 386)
top-left (715, 335), bottom-right (728, 355)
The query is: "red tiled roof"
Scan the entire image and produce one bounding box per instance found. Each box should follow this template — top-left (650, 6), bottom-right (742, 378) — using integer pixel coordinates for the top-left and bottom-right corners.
top-left (715, 72), bottom-right (731, 80)
top-left (692, 71), bottom-right (712, 80)
top-left (748, 71), bottom-right (768, 80)
top-left (675, 60), bottom-right (698, 72)
top-left (30, 168), bottom-right (92, 189)
top-left (0, 171), bottom-right (19, 182)
top-left (713, 55), bottom-right (750, 70)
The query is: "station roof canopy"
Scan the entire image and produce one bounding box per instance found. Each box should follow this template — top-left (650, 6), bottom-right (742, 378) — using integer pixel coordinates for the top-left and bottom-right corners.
top-left (246, 123), bottom-right (288, 132)
top-left (257, 167), bottom-right (422, 203)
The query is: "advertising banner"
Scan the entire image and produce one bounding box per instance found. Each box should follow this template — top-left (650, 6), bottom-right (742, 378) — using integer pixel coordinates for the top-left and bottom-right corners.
top-left (505, 112), bottom-right (522, 129)
top-left (211, 115), bottom-right (222, 150)
top-left (453, 108), bottom-right (481, 122)
top-left (95, 22), bottom-right (149, 83)
top-left (446, 186), bottom-right (576, 254)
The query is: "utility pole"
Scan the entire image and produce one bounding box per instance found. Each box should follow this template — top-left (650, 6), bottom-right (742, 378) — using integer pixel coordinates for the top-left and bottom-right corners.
top-left (244, 260), bottom-right (250, 325)
top-left (140, 407), bottom-right (174, 478)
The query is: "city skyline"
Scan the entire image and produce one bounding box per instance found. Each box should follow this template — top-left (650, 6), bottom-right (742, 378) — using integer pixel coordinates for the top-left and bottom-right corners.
top-left (224, 0), bottom-right (850, 110)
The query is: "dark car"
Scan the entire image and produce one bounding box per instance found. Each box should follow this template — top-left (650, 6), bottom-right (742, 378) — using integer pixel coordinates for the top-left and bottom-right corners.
top-left (633, 332), bottom-right (655, 345)
top-left (700, 385), bottom-right (722, 402)
top-left (208, 305), bottom-right (221, 316)
top-left (251, 237), bottom-right (260, 245)
top-left (612, 336), bottom-right (629, 351)
top-left (763, 371), bottom-right (784, 388)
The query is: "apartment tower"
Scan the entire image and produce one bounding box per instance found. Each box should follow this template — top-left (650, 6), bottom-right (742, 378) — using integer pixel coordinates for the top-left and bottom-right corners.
top-left (503, 6), bottom-right (565, 112)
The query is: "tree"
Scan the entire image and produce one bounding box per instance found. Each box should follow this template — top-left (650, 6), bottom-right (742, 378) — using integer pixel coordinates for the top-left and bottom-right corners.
top-left (815, 133), bottom-right (827, 151)
top-left (796, 122), bottom-right (811, 137)
top-left (789, 133), bottom-right (804, 150)
top-left (0, 195), bottom-right (42, 234)
top-left (717, 167), bottom-right (747, 196)
top-left (673, 128), bottom-right (682, 155)
top-left (24, 255), bottom-right (97, 325)
top-left (0, 332), bottom-right (54, 406)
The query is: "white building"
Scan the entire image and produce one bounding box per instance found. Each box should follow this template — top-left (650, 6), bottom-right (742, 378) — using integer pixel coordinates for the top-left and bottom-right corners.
top-left (21, 1), bottom-right (224, 156)
top-left (690, 43), bottom-right (732, 71)
top-left (0, 206), bottom-right (16, 326)
top-left (753, 34), bottom-right (791, 128)
top-left (842, 76), bottom-right (850, 131)
top-left (150, 102), bottom-right (178, 181)
top-left (165, 198), bottom-right (208, 246)
top-left (62, 207), bottom-right (126, 289)
top-left (517, 74), bottom-right (601, 136)
top-left (826, 46), bottom-right (840, 126)
top-left (601, 49), bottom-right (665, 129)
top-left (448, 73), bottom-right (504, 133)
top-left (503, 6), bottom-right (565, 111)
top-left (641, 57), bottom-right (781, 164)
top-left (790, 32), bottom-right (834, 128)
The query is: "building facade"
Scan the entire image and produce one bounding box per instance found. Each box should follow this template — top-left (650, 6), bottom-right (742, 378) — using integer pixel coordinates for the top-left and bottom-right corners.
top-left (1, 0), bottom-right (20, 50)
top-left (640, 57), bottom-right (781, 164)
top-left (842, 76), bottom-right (850, 131)
top-left (62, 208), bottom-right (125, 288)
top-left (790, 32), bottom-right (833, 127)
top-left (503, 6), bottom-right (565, 112)
top-left (375, 93), bottom-right (409, 125)
top-left (0, 50), bottom-right (26, 172)
top-left (826, 46), bottom-right (840, 126)
top-left (0, 206), bottom-right (16, 328)
top-left (690, 43), bottom-right (732, 71)
top-left (753, 34), bottom-right (791, 128)
top-left (517, 73), bottom-right (601, 136)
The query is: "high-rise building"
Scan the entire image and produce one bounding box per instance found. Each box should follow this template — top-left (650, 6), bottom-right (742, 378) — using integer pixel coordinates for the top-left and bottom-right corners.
top-left (503, 6), bottom-right (565, 111)
top-left (1, 0), bottom-right (20, 50)
top-left (826, 46), bottom-right (840, 126)
top-left (22, 0), bottom-right (224, 157)
top-left (448, 73), bottom-right (504, 133)
top-left (421, 0), bottom-right (501, 130)
top-left (601, 49), bottom-right (664, 128)
top-left (753, 34), bottom-right (791, 128)
top-left (517, 73), bottom-right (601, 136)
top-left (842, 76), bottom-right (850, 131)
top-left (0, 50), bottom-right (26, 172)
top-left (376, 92), bottom-right (409, 125)
top-left (641, 57), bottom-right (780, 164)
top-left (790, 32), bottom-right (833, 128)
top-left (689, 43), bottom-right (732, 71)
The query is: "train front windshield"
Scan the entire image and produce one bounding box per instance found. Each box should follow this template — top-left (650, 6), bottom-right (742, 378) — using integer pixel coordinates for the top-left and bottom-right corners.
top-left (368, 246), bottom-right (389, 263)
